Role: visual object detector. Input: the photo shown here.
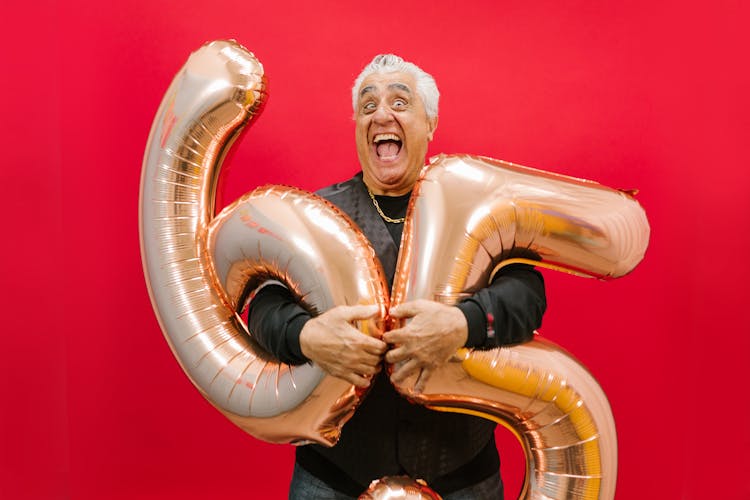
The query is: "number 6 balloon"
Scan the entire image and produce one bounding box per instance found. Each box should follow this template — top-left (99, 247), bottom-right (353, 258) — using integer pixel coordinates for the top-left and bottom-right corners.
top-left (140, 40), bottom-right (650, 499)
top-left (139, 40), bottom-right (388, 446)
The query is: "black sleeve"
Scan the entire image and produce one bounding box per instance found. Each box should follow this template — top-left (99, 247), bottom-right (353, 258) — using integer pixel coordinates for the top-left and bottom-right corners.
top-left (248, 265), bottom-right (546, 361)
top-left (455, 264), bottom-right (546, 349)
top-left (246, 284), bottom-right (311, 365)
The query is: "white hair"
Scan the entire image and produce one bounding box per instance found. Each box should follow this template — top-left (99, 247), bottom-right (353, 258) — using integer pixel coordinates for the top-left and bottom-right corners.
top-left (352, 54), bottom-right (439, 119)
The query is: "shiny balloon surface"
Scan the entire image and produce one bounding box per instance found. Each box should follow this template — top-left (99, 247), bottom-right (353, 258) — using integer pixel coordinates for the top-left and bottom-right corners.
top-left (390, 154), bottom-right (650, 499)
top-left (359, 476), bottom-right (442, 500)
top-left (139, 40), bottom-right (388, 446)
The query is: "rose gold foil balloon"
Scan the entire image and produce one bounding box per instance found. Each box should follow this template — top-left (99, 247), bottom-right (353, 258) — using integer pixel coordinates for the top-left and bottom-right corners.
top-left (139, 40), bottom-right (388, 445)
top-left (207, 185), bottom-right (388, 443)
top-left (359, 476), bottom-right (442, 500)
top-left (391, 154), bottom-right (650, 499)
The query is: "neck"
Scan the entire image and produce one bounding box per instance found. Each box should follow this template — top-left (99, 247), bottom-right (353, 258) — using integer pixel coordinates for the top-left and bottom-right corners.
top-left (365, 184), bottom-right (408, 224)
top-left (362, 172), bottom-right (418, 196)
top-left (364, 182), bottom-right (413, 197)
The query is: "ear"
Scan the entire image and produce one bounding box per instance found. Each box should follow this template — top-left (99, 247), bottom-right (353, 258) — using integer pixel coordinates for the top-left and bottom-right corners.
top-left (427, 116), bottom-right (439, 141)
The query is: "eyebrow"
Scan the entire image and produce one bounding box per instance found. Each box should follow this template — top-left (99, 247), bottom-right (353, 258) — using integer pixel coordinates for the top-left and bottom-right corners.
top-left (388, 83), bottom-right (412, 94)
top-left (359, 82), bottom-right (413, 98)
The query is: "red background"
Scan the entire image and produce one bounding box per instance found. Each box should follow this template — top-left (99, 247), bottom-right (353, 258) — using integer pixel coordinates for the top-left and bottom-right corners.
top-left (3, 1), bottom-right (749, 498)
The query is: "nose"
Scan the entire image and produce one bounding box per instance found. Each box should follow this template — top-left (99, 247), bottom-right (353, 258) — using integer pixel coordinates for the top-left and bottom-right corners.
top-left (372, 103), bottom-right (394, 124)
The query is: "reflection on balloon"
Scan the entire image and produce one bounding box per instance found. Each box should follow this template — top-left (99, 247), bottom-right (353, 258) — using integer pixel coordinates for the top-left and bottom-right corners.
top-left (359, 476), bottom-right (442, 500)
top-left (139, 40), bottom-right (388, 446)
top-left (390, 154), bottom-right (650, 499)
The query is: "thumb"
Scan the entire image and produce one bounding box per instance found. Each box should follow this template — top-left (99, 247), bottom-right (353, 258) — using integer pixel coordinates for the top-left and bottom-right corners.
top-left (390, 301), bottom-right (420, 318)
top-left (342, 303), bottom-right (381, 321)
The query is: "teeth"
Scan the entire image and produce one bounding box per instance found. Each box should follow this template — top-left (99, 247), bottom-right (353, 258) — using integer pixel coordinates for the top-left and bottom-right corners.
top-left (373, 133), bottom-right (401, 143)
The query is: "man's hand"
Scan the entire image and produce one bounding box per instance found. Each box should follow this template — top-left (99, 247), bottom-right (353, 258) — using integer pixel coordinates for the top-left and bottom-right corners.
top-left (299, 304), bottom-right (387, 388)
top-left (383, 300), bottom-right (468, 393)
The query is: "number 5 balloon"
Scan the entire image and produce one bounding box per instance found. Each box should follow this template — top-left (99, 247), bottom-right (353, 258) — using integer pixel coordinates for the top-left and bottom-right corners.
top-left (390, 154), bottom-right (650, 499)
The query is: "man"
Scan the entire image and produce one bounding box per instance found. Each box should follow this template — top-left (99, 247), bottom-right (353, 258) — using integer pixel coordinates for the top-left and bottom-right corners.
top-left (248, 54), bottom-right (546, 499)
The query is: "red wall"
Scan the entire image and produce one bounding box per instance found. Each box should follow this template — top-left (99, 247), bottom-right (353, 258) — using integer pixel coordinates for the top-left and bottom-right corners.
top-left (4, 1), bottom-right (749, 498)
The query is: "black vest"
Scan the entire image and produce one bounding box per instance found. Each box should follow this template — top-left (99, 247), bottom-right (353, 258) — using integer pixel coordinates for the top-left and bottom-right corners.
top-left (296, 173), bottom-right (496, 491)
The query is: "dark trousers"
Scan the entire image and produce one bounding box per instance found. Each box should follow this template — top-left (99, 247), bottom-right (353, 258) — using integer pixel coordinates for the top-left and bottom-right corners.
top-left (288, 463), bottom-right (504, 499)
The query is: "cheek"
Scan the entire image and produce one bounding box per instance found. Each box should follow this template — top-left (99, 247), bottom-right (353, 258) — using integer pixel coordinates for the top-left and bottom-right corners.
top-left (405, 129), bottom-right (429, 153)
top-left (354, 123), bottom-right (365, 139)
top-left (355, 131), bottom-right (371, 158)
top-left (355, 130), bottom-right (367, 146)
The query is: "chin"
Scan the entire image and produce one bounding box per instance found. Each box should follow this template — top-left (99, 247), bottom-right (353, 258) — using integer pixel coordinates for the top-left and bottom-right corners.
top-left (377, 174), bottom-right (410, 190)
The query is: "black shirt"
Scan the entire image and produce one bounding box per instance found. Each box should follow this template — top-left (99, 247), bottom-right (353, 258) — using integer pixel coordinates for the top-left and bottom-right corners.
top-left (246, 174), bottom-right (546, 495)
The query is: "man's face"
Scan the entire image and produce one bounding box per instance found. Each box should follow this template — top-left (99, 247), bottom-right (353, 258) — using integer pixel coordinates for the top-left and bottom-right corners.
top-left (355, 71), bottom-right (438, 195)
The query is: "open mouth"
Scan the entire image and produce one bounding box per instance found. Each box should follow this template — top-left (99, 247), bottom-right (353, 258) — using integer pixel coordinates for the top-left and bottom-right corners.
top-left (373, 133), bottom-right (402, 161)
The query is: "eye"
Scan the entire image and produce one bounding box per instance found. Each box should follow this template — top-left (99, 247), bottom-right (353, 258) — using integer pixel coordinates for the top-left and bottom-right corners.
top-left (362, 101), bottom-right (376, 113)
top-left (392, 98), bottom-right (407, 109)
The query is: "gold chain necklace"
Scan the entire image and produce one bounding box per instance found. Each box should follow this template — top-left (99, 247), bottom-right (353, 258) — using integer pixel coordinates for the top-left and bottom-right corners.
top-left (366, 186), bottom-right (406, 224)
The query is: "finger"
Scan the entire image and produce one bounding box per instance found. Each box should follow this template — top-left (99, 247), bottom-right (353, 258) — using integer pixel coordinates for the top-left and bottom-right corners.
top-left (384, 345), bottom-right (409, 364)
top-left (359, 337), bottom-right (388, 354)
top-left (352, 362), bottom-right (381, 376)
top-left (389, 301), bottom-right (423, 318)
top-left (340, 304), bottom-right (380, 321)
top-left (339, 372), bottom-right (372, 388)
top-left (413, 367), bottom-right (433, 394)
top-left (390, 358), bottom-right (421, 385)
top-left (347, 336), bottom-right (386, 358)
top-left (382, 327), bottom-right (410, 345)
top-left (355, 351), bottom-right (385, 369)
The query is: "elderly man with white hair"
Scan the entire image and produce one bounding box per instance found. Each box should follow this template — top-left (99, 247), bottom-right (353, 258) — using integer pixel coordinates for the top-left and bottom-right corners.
top-left (249, 54), bottom-right (546, 499)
